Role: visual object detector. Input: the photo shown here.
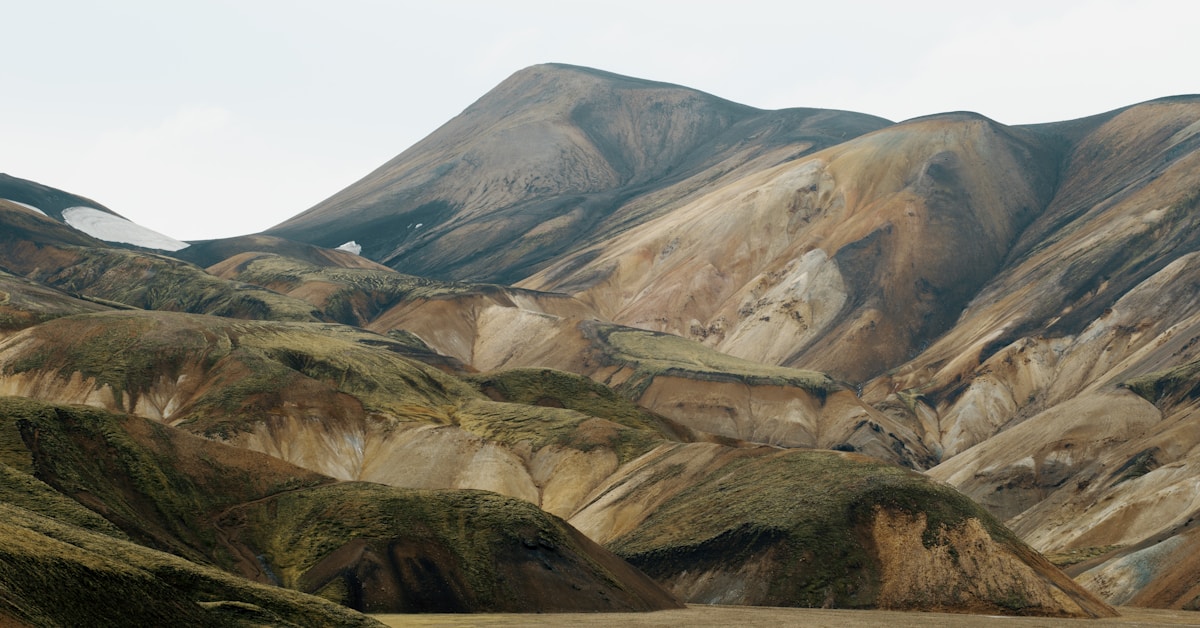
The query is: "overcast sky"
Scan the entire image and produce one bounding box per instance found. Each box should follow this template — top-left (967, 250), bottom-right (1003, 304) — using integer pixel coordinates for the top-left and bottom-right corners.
top-left (2, 0), bottom-right (1197, 241)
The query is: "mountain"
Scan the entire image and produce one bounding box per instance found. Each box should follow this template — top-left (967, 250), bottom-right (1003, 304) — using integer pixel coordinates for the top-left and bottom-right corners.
top-left (265, 64), bottom-right (890, 284)
top-left (6, 62), bottom-right (1200, 618)
top-left (0, 213), bottom-right (1110, 617)
top-left (0, 396), bottom-right (679, 619)
top-left (522, 111), bottom-right (1061, 382)
top-left (0, 174), bottom-right (189, 251)
top-left (0, 308), bottom-right (1108, 616)
top-left (255, 66), bottom-right (1200, 611)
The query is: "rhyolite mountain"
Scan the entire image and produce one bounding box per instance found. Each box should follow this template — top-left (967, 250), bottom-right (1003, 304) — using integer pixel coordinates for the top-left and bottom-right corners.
top-left (0, 204), bottom-right (1113, 617)
top-left (265, 64), bottom-right (891, 284)
top-left (4, 61), bottom-right (1200, 618)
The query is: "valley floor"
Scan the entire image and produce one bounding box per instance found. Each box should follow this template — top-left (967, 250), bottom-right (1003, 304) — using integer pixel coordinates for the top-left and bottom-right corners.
top-left (376, 605), bottom-right (1200, 627)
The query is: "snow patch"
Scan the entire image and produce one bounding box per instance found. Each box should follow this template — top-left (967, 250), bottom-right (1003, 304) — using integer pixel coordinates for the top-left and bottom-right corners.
top-left (61, 206), bottom-right (189, 251)
top-left (336, 240), bottom-right (362, 255)
top-left (1, 199), bottom-right (46, 216)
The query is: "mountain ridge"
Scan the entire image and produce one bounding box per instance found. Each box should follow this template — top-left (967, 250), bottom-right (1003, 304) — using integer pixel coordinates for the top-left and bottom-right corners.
top-left (5, 63), bottom-right (1200, 617)
top-left (265, 63), bottom-right (893, 283)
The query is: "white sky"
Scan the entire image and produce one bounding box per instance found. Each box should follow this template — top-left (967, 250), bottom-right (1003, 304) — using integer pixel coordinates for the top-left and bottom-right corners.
top-left (2, 0), bottom-right (1197, 241)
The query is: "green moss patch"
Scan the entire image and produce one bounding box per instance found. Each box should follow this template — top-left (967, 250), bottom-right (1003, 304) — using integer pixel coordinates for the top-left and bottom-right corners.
top-left (224, 483), bottom-right (680, 613)
top-left (0, 396), bottom-right (329, 564)
top-left (0, 503), bottom-right (381, 627)
top-left (1, 311), bottom-right (479, 431)
top-left (466, 368), bottom-right (685, 458)
top-left (582, 321), bottom-right (835, 399)
top-left (1123, 358), bottom-right (1200, 407)
top-left (217, 253), bottom-right (486, 326)
top-left (454, 398), bottom-right (661, 464)
top-left (610, 447), bottom-right (1017, 608)
top-left (0, 463), bottom-right (126, 537)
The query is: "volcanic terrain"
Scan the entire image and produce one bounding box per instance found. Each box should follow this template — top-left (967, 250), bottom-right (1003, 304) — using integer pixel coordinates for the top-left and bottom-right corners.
top-left (3, 63), bottom-right (1200, 621)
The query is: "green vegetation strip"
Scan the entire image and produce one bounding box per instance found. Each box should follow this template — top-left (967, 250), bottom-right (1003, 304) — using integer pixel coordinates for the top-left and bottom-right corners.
top-left (230, 483), bottom-right (616, 610)
top-left (0, 503), bottom-right (380, 627)
top-left (1123, 358), bottom-right (1200, 406)
top-left (584, 322), bottom-right (835, 399)
top-left (226, 253), bottom-right (493, 324)
top-left (1, 311), bottom-right (477, 427)
top-left (465, 368), bottom-right (677, 461)
top-left (53, 246), bottom-right (324, 322)
top-left (611, 447), bottom-right (1019, 607)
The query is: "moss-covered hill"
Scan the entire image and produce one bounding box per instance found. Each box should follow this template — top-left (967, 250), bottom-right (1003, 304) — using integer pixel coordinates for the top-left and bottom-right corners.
top-left (0, 205), bottom-right (324, 323)
top-left (0, 310), bottom-right (475, 423)
top-left (206, 251), bottom-right (485, 327)
top-left (603, 444), bottom-right (1115, 617)
top-left (0, 397), bottom-right (682, 619)
top-left (582, 320), bottom-right (836, 400)
top-left (0, 269), bottom-right (112, 333)
top-left (0, 502), bottom-right (384, 628)
top-left (0, 396), bottom-right (381, 627)
top-left (0, 311), bottom-right (670, 465)
top-left (0, 396), bottom-right (332, 563)
top-left (224, 483), bottom-right (681, 612)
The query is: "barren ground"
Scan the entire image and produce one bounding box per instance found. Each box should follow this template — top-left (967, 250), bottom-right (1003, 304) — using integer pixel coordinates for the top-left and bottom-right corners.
top-left (376, 605), bottom-right (1200, 627)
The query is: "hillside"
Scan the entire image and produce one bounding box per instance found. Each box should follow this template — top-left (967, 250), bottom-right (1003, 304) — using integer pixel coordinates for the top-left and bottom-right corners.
top-left (5, 63), bottom-right (1200, 617)
top-left (0, 396), bottom-right (682, 617)
top-left (265, 63), bottom-right (891, 283)
top-left (261, 67), bottom-right (1200, 610)
top-left (0, 252), bottom-right (1109, 617)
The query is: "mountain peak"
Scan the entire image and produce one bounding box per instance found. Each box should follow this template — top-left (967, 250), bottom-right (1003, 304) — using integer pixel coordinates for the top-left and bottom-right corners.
top-left (266, 66), bottom-right (889, 283)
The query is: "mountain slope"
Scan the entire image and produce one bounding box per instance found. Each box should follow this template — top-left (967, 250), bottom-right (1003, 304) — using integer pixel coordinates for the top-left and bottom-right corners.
top-left (0, 203), bottom-right (324, 322)
top-left (522, 112), bottom-right (1060, 382)
top-left (0, 174), bottom-right (188, 251)
top-left (276, 74), bottom-right (1200, 610)
top-left (265, 63), bottom-right (891, 283)
top-left (0, 173), bottom-right (122, 223)
top-left (7, 65), bottom-right (1200, 616)
top-left (0, 396), bottom-right (683, 615)
top-left (0, 305), bottom-right (1112, 616)
top-left (595, 444), bottom-right (1112, 616)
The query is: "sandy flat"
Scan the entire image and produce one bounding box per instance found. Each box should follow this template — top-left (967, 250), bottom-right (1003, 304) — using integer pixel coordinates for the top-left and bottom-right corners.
top-left (375, 605), bottom-right (1200, 627)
